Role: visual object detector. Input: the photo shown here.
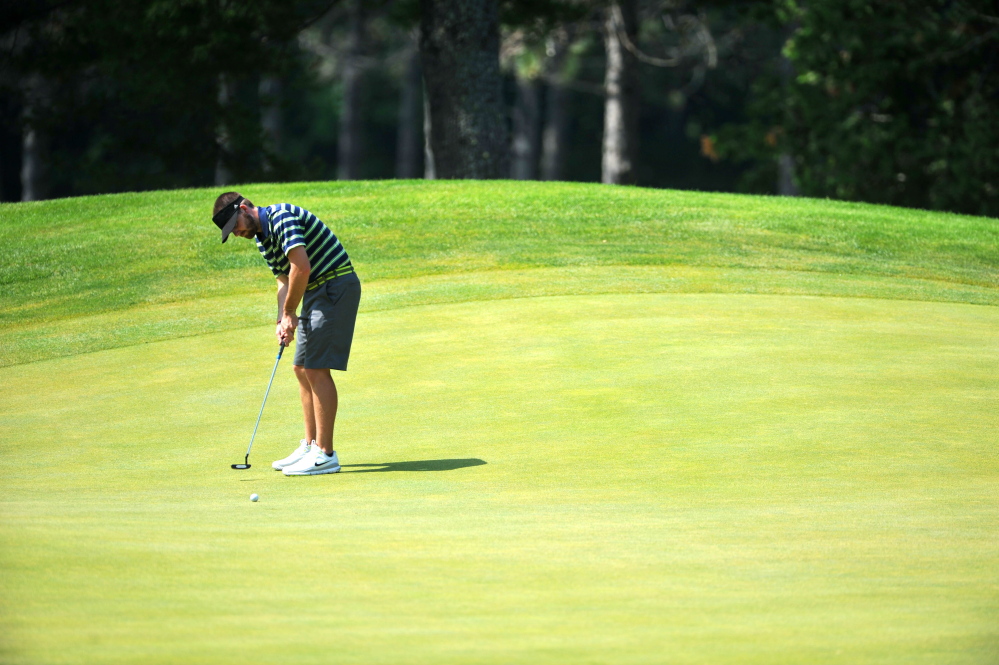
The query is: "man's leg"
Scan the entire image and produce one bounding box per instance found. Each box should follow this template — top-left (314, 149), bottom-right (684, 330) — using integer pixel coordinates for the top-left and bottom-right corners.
top-left (294, 364), bottom-right (317, 443)
top-left (304, 367), bottom-right (338, 455)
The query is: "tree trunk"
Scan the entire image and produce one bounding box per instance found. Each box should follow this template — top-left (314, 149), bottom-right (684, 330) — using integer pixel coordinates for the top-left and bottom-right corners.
top-left (541, 31), bottom-right (571, 181)
top-left (602, 0), bottom-right (640, 185)
top-left (20, 125), bottom-right (48, 201)
top-left (396, 40), bottom-right (423, 179)
top-left (777, 33), bottom-right (799, 196)
top-left (419, 0), bottom-right (509, 179)
top-left (778, 153), bottom-right (798, 196)
top-left (259, 75), bottom-right (283, 174)
top-left (510, 75), bottom-right (541, 180)
top-left (422, 79), bottom-right (436, 179)
top-left (215, 74), bottom-right (233, 186)
top-left (338, 0), bottom-right (365, 180)
top-left (20, 75), bottom-right (49, 201)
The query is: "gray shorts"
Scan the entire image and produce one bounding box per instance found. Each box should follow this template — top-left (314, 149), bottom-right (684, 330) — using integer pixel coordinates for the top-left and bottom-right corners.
top-left (294, 271), bottom-right (361, 371)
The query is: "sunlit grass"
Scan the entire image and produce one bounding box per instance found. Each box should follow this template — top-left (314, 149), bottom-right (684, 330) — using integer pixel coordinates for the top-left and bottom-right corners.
top-left (1, 180), bottom-right (996, 366)
top-left (0, 181), bottom-right (997, 663)
top-left (1, 294), bottom-right (997, 664)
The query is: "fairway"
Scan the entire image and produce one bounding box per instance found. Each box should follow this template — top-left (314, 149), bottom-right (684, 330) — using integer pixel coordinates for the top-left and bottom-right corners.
top-left (2, 292), bottom-right (997, 664)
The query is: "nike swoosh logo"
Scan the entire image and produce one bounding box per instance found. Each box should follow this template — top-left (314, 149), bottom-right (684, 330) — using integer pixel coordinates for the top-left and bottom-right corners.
top-left (315, 459), bottom-right (335, 467)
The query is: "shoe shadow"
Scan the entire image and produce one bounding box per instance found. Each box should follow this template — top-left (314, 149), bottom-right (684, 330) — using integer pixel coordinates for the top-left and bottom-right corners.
top-left (341, 458), bottom-right (486, 473)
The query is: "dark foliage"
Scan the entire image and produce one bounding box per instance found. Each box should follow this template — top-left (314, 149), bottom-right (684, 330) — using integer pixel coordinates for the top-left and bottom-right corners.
top-left (719, 0), bottom-right (999, 216)
top-left (1, 0), bottom-right (334, 197)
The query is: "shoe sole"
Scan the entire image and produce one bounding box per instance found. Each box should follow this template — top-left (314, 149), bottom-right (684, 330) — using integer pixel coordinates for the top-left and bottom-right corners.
top-left (284, 464), bottom-right (341, 476)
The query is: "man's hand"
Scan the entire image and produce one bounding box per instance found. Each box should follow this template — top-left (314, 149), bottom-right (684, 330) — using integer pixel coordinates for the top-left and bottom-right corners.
top-left (277, 313), bottom-right (298, 345)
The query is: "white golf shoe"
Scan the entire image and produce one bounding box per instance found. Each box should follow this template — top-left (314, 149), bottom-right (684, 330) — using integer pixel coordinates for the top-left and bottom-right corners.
top-left (271, 439), bottom-right (314, 471)
top-left (283, 446), bottom-right (341, 476)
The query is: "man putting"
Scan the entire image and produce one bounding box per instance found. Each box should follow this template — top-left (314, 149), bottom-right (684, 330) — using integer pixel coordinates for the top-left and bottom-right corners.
top-left (211, 193), bottom-right (361, 476)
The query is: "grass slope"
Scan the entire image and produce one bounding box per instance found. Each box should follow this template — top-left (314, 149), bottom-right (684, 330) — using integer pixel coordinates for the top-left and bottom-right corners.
top-left (1, 180), bottom-right (996, 367)
top-left (0, 181), bottom-right (997, 663)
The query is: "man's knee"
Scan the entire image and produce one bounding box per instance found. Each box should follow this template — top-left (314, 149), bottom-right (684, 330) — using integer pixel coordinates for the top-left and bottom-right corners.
top-left (293, 364), bottom-right (310, 382)
top-left (304, 367), bottom-right (332, 384)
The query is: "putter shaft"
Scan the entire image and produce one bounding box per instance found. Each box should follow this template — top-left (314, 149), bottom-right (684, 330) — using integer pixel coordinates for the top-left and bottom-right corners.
top-left (243, 343), bottom-right (285, 462)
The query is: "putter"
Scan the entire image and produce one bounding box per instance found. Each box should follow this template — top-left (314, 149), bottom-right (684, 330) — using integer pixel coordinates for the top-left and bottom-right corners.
top-left (232, 343), bottom-right (285, 469)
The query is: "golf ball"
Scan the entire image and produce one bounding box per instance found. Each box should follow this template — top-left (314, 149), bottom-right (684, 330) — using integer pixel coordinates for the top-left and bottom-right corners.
top-left (250, 493), bottom-right (259, 502)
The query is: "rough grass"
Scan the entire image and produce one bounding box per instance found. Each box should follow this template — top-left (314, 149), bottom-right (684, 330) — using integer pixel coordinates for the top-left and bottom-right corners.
top-left (1, 180), bottom-right (996, 367)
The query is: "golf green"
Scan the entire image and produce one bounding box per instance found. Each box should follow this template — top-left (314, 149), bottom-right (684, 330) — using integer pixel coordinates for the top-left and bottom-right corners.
top-left (1, 292), bottom-right (997, 664)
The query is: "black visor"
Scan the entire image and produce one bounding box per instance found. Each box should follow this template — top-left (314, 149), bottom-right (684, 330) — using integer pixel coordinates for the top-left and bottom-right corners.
top-left (212, 196), bottom-right (244, 243)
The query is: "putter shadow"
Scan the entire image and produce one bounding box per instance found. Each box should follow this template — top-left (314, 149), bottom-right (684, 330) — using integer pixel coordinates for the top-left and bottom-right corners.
top-left (341, 458), bottom-right (486, 473)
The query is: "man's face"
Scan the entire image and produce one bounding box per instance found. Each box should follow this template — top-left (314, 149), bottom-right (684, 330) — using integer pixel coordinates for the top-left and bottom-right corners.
top-left (231, 205), bottom-right (259, 239)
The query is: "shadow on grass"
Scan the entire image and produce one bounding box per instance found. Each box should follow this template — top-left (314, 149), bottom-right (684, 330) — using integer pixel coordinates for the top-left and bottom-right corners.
top-left (341, 459), bottom-right (486, 473)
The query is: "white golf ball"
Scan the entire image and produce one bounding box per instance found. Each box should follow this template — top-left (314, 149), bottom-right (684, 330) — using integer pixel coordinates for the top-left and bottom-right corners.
top-left (250, 493), bottom-right (259, 502)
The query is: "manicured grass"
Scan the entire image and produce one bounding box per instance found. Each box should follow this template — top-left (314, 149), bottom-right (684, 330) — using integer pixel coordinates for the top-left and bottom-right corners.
top-left (0, 181), bottom-right (997, 663)
top-left (1, 294), bottom-right (997, 664)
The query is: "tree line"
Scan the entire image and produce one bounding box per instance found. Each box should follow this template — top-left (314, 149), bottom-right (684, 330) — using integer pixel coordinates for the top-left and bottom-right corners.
top-left (2, 0), bottom-right (996, 216)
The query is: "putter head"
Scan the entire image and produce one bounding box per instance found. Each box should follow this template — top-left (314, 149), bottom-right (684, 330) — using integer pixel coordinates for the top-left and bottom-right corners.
top-left (231, 463), bottom-right (251, 469)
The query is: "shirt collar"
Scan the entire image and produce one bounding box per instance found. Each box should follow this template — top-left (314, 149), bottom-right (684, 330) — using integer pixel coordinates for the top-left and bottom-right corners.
top-left (256, 205), bottom-right (271, 240)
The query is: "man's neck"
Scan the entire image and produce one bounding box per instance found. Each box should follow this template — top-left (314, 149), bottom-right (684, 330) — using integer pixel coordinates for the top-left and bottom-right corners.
top-left (255, 206), bottom-right (269, 238)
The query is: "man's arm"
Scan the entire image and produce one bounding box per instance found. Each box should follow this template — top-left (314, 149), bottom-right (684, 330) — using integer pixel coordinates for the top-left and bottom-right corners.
top-left (275, 275), bottom-right (289, 342)
top-left (276, 246), bottom-right (311, 345)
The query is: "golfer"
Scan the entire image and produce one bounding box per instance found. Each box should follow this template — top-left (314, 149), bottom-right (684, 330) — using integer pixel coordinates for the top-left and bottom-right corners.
top-left (211, 193), bottom-right (361, 476)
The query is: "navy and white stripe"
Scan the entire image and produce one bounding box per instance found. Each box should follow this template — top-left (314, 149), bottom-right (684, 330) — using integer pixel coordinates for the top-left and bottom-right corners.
top-left (255, 204), bottom-right (351, 284)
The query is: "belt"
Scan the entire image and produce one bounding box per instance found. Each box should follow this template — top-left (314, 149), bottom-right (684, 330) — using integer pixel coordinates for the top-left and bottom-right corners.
top-left (306, 264), bottom-right (354, 291)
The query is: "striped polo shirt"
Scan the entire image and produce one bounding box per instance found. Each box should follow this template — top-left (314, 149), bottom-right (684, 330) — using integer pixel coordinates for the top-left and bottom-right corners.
top-left (255, 204), bottom-right (351, 283)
